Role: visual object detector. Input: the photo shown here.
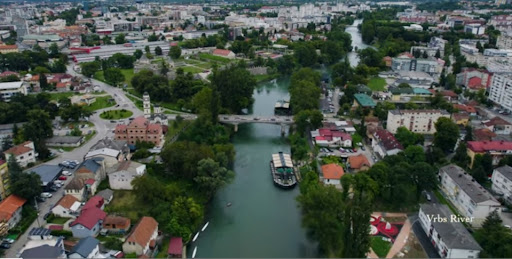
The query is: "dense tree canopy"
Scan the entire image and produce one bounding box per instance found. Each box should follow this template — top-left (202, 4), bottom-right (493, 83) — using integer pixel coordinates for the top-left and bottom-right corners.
top-left (210, 63), bottom-right (256, 113)
top-left (433, 117), bottom-right (459, 152)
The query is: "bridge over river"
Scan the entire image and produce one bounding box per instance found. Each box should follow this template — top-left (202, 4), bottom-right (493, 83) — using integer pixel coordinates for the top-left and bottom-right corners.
top-left (167, 114), bottom-right (294, 133)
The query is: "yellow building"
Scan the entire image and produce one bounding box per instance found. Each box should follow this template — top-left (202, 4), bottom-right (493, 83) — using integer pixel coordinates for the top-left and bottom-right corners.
top-left (467, 140), bottom-right (512, 168)
top-left (0, 45), bottom-right (18, 54)
top-left (0, 161), bottom-right (9, 200)
top-left (451, 112), bottom-right (470, 126)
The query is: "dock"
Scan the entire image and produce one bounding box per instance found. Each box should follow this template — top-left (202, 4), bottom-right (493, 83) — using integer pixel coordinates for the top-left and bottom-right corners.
top-left (182, 245), bottom-right (187, 259)
top-left (294, 166), bottom-right (302, 182)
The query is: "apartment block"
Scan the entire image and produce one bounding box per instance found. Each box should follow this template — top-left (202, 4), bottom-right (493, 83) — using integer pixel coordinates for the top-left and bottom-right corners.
top-left (438, 164), bottom-right (501, 227)
top-left (419, 203), bottom-right (482, 258)
top-left (488, 73), bottom-right (512, 111)
top-left (492, 165), bottom-right (512, 204)
top-left (391, 54), bottom-right (443, 75)
top-left (467, 140), bottom-right (512, 168)
top-left (386, 109), bottom-right (450, 134)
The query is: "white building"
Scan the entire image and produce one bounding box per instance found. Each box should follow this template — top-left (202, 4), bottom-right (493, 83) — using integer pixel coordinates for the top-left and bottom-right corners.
top-left (371, 128), bottom-right (404, 158)
top-left (4, 141), bottom-right (36, 167)
top-left (107, 161), bottom-right (146, 190)
top-left (386, 110), bottom-right (450, 134)
top-left (419, 203), bottom-right (482, 258)
top-left (464, 23), bottom-right (485, 35)
top-left (51, 194), bottom-right (81, 218)
top-left (439, 164), bottom-right (501, 227)
top-left (488, 73), bottom-right (512, 111)
top-left (0, 81), bottom-right (27, 101)
top-left (492, 165), bottom-right (512, 204)
top-left (497, 31), bottom-right (512, 49)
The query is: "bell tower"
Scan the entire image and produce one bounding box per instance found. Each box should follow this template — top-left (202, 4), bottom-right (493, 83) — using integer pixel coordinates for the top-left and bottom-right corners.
top-left (143, 92), bottom-right (151, 118)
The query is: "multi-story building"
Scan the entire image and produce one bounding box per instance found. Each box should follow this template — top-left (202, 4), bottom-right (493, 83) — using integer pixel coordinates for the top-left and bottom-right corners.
top-left (497, 31), bottom-right (512, 49)
top-left (371, 128), bottom-right (403, 158)
top-left (0, 195), bottom-right (26, 229)
top-left (386, 109), bottom-right (450, 134)
top-left (489, 15), bottom-right (512, 32)
top-left (391, 53), bottom-right (443, 75)
top-left (0, 161), bottom-right (10, 200)
top-left (464, 23), bottom-right (485, 35)
top-left (467, 140), bottom-right (512, 168)
top-left (68, 42), bottom-right (171, 63)
top-left (488, 73), bottom-right (512, 111)
top-left (456, 68), bottom-right (493, 91)
top-left (0, 81), bottom-right (27, 101)
top-left (4, 141), bottom-right (36, 167)
top-left (418, 203), bottom-right (482, 258)
top-left (492, 165), bottom-right (512, 204)
top-left (438, 164), bottom-right (501, 227)
top-left (0, 45), bottom-right (18, 54)
top-left (114, 116), bottom-right (164, 146)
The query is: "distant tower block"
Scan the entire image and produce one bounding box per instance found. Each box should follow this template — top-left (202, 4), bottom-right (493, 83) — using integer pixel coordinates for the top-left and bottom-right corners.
top-left (143, 92), bottom-right (151, 118)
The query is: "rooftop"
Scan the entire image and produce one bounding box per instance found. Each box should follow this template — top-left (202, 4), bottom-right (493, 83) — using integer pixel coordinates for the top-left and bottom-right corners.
top-left (467, 140), bottom-right (512, 152)
top-left (27, 164), bottom-right (63, 186)
top-left (71, 236), bottom-right (99, 258)
top-left (125, 216), bottom-right (158, 248)
top-left (348, 154), bottom-right (370, 169)
top-left (389, 109), bottom-right (450, 115)
top-left (321, 163), bottom-right (344, 180)
top-left (440, 164), bottom-right (499, 204)
top-left (495, 165), bottom-right (512, 181)
top-left (374, 128), bottom-right (403, 151)
top-left (0, 195), bottom-right (26, 221)
top-left (354, 93), bottom-right (376, 107)
top-left (420, 203), bottom-right (482, 251)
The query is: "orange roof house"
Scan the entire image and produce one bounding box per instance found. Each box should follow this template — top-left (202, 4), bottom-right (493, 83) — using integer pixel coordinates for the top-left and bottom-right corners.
top-left (0, 195), bottom-right (27, 229)
top-left (321, 164), bottom-right (344, 187)
top-left (122, 216), bottom-right (159, 256)
top-left (348, 154), bottom-right (371, 172)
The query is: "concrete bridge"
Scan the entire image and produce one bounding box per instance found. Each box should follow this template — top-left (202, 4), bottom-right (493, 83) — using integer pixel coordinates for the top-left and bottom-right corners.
top-left (219, 115), bottom-right (294, 134)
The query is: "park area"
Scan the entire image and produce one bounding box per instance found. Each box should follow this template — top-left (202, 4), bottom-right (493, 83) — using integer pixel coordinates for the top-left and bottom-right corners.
top-left (94, 69), bottom-right (135, 87)
top-left (368, 77), bottom-right (387, 91)
top-left (100, 109), bottom-right (133, 120)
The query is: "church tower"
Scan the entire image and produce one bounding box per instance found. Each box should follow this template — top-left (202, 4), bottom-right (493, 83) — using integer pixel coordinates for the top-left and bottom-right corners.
top-left (143, 92), bottom-right (151, 118)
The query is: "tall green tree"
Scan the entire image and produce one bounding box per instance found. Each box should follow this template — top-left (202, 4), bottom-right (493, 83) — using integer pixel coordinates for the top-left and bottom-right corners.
top-left (23, 110), bottom-right (53, 159)
top-left (194, 158), bottom-right (234, 198)
top-left (433, 117), bottom-right (459, 152)
top-left (474, 211), bottom-right (512, 258)
top-left (169, 46), bottom-right (182, 59)
top-left (210, 64), bottom-right (256, 113)
top-left (104, 67), bottom-right (125, 86)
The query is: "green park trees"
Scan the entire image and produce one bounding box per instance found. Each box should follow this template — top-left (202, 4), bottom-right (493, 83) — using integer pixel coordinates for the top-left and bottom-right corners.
top-left (81, 61), bottom-right (101, 78)
top-left (104, 68), bottom-right (125, 86)
top-left (8, 156), bottom-right (42, 201)
top-left (210, 63), bottom-right (256, 113)
top-left (169, 46), bottom-right (182, 59)
top-left (474, 211), bottom-right (512, 257)
top-left (194, 158), bottom-right (234, 198)
top-left (433, 117), bottom-right (459, 152)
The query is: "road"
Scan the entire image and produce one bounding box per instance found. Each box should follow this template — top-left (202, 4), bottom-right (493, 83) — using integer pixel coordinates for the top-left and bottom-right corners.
top-left (410, 215), bottom-right (441, 258)
top-left (4, 65), bottom-right (146, 257)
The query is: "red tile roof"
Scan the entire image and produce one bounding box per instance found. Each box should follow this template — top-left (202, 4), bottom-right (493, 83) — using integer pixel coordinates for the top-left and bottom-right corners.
top-left (321, 164), bottom-right (344, 180)
top-left (0, 71), bottom-right (19, 77)
top-left (168, 237), bottom-right (183, 255)
top-left (453, 104), bottom-right (476, 114)
top-left (467, 141), bottom-right (512, 152)
top-left (56, 195), bottom-right (79, 209)
top-left (0, 45), bottom-right (17, 50)
top-left (441, 90), bottom-right (458, 97)
top-left (82, 195), bottom-right (104, 211)
top-left (332, 131), bottom-right (351, 140)
top-left (104, 216), bottom-right (131, 230)
top-left (70, 207), bottom-right (106, 229)
top-left (348, 154), bottom-right (370, 169)
top-left (0, 195), bottom-right (26, 221)
top-left (474, 128), bottom-right (497, 141)
top-left (129, 116), bottom-right (149, 128)
top-left (115, 125), bottom-right (127, 131)
top-left (212, 49), bottom-right (233, 57)
top-left (5, 141), bottom-right (33, 156)
top-left (125, 216), bottom-right (158, 248)
top-left (484, 116), bottom-right (511, 127)
top-left (374, 129), bottom-right (403, 151)
top-left (318, 129), bottom-right (332, 136)
top-left (146, 124), bottom-right (162, 132)
top-left (85, 179), bottom-right (96, 185)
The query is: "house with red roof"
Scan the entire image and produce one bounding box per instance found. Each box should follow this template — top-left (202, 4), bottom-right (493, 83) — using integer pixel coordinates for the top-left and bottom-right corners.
top-left (122, 216), bottom-right (159, 256)
top-left (467, 140), bottom-right (512, 168)
top-left (0, 71), bottom-right (19, 78)
top-left (483, 117), bottom-right (512, 135)
top-left (348, 154), bottom-right (371, 172)
top-left (321, 164), bottom-right (344, 187)
top-left (70, 206), bottom-right (106, 238)
top-left (212, 49), bottom-right (235, 59)
top-left (473, 128), bottom-right (497, 141)
top-left (0, 195), bottom-right (26, 229)
top-left (51, 194), bottom-right (81, 218)
top-left (453, 104), bottom-right (477, 115)
top-left (456, 68), bottom-right (493, 90)
top-left (371, 128), bottom-right (403, 158)
top-left (167, 237), bottom-right (183, 258)
top-left (4, 141), bottom-right (36, 167)
top-left (310, 128), bottom-right (352, 147)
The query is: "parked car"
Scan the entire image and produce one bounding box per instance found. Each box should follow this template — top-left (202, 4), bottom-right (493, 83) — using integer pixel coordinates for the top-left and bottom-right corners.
top-left (0, 242), bottom-right (11, 249)
top-left (62, 171), bottom-right (72, 176)
top-left (425, 193), bottom-right (432, 201)
top-left (58, 176), bottom-right (67, 181)
top-left (40, 192), bottom-right (52, 198)
top-left (54, 180), bottom-right (63, 185)
top-left (43, 212), bottom-right (51, 220)
top-left (3, 238), bottom-right (14, 244)
top-left (36, 196), bottom-right (46, 202)
top-left (361, 146), bottom-right (366, 151)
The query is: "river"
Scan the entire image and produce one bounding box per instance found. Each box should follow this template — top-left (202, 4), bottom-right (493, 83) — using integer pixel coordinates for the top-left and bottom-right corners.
top-left (189, 19), bottom-right (368, 258)
top-left (346, 19), bottom-right (371, 67)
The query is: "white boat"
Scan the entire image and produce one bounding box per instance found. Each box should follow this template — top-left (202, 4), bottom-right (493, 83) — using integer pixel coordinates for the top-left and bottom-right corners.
top-left (201, 222), bottom-right (209, 231)
top-left (192, 232), bottom-right (199, 242)
top-left (192, 247), bottom-right (198, 258)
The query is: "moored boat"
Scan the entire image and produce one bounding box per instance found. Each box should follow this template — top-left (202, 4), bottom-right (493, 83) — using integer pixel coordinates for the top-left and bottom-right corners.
top-left (270, 152), bottom-right (297, 189)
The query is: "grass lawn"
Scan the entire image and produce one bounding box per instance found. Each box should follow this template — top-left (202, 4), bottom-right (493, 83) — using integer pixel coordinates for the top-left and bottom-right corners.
top-left (368, 77), bottom-right (387, 91)
top-left (94, 69), bottom-right (134, 87)
top-left (84, 96), bottom-right (116, 112)
top-left (105, 190), bottom-right (148, 222)
top-left (166, 120), bottom-right (191, 141)
top-left (198, 53), bottom-right (231, 64)
top-left (181, 66), bottom-right (204, 74)
top-left (100, 109), bottom-right (133, 120)
top-left (49, 92), bottom-right (75, 101)
top-left (371, 236), bottom-right (392, 258)
top-left (46, 215), bottom-right (70, 224)
top-left (126, 95), bottom-right (143, 111)
top-left (254, 74), bottom-right (278, 83)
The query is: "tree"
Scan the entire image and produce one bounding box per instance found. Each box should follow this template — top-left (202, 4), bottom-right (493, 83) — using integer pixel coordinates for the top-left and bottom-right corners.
top-left (1, 136), bottom-right (13, 151)
top-left (104, 68), bottom-right (125, 86)
top-left (474, 211), bottom-right (512, 258)
top-left (115, 33), bottom-right (126, 44)
top-left (211, 64), bottom-right (256, 113)
top-left (194, 158), bottom-right (234, 198)
top-left (433, 117), bottom-right (459, 152)
top-left (435, 49), bottom-right (441, 58)
top-left (39, 73), bottom-right (49, 90)
top-left (168, 196), bottom-right (203, 240)
top-left (403, 145), bottom-right (426, 163)
top-left (23, 110), bottom-right (53, 159)
top-left (70, 127), bottom-right (82, 136)
top-left (394, 127), bottom-right (424, 148)
top-left (61, 104), bottom-right (91, 122)
top-left (49, 43), bottom-right (59, 58)
top-left (80, 61), bottom-right (100, 78)
top-left (294, 110), bottom-right (324, 134)
top-left (145, 46), bottom-right (150, 54)
top-left (9, 156), bottom-right (42, 200)
top-left (148, 33), bottom-right (159, 42)
top-left (169, 46), bottom-right (181, 59)
top-left (464, 125), bottom-right (473, 141)
top-left (358, 48), bottom-right (383, 68)
top-left (154, 46), bottom-right (163, 56)
top-left (134, 49), bottom-right (143, 59)
top-left (294, 42), bottom-right (318, 67)
top-left (452, 141), bottom-right (470, 168)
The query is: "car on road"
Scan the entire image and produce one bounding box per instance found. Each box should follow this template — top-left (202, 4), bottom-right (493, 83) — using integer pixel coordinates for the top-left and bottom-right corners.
top-left (285, 118), bottom-right (291, 121)
top-left (115, 104), bottom-right (120, 107)
top-left (44, 212), bottom-right (51, 220)
top-left (361, 146), bottom-right (366, 151)
top-left (223, 117), bottom-right (229, 120)
top-left (425, 193), bottom-right (432, 201)
top-left (62, 171), bottom-right (72, 176)
top-left (58, 149), bottom-right (64, 153)
top-left (2, 238), bottom-right (14, 244)
top-left (54, 180), bottom-right (63, 185)
top-left (110, 120), bottom-right (116, 123)
top-left (0, 242), bottom-right (11, 249)
top-left (36, 196), bottom-right (46, 202)
top-left (270, 118), bottom-right (276, 121)
top-left (40, 192), bottom-right (53, 198)
top-left (58, 176), bottom-right (67, 180)
top-left (253, 117), bottom-right (260, 121)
